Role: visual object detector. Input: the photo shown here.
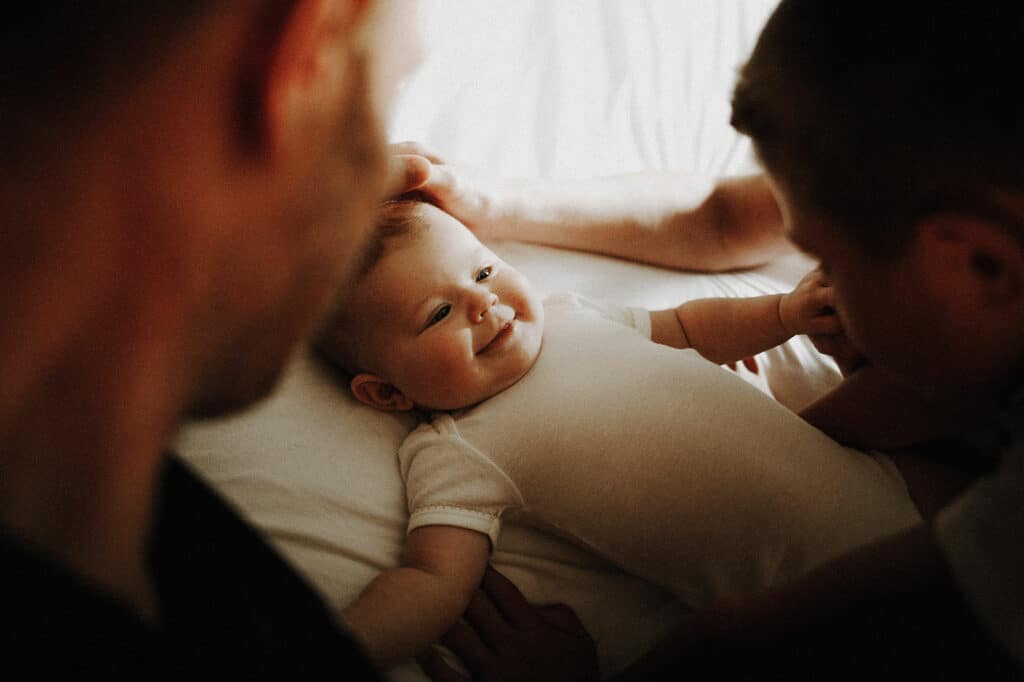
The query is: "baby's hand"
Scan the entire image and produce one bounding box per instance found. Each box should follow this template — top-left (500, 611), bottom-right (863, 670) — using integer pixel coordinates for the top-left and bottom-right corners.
top-left (779, 268), bottom-right (841, 337)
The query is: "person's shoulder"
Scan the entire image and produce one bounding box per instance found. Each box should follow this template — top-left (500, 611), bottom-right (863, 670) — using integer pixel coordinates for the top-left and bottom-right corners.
top-left (0, 527), bottom-right (167, 679)
top-left (153, 455), bottom-right (381, 680)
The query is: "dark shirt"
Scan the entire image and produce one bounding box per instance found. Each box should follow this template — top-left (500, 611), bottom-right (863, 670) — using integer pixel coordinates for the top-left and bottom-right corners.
top-left (2, 455), bottom-right (381, 680)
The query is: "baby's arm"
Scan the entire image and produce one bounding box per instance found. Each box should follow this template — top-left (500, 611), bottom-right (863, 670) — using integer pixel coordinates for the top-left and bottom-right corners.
top-left (649, 269), bottom-right (839, 364)
top-left (342, 525), bottom-right (490, 669)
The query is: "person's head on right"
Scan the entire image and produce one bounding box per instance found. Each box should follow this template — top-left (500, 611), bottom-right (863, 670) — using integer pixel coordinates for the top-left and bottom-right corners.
top-left (315, 199), bottom-right (545, 412)
top-left (731, 0), bottom-right (1024, 407)
top-left (0, 1), bottom-right (424, 430)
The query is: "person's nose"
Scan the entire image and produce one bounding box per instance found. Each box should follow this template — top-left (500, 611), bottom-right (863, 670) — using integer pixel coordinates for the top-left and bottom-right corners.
top-left (470, 290), bottom-right (499, 322)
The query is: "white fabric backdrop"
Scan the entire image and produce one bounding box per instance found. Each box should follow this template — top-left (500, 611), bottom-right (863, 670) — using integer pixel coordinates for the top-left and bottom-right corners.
top-left (390, 0), bottom-right (775, 179)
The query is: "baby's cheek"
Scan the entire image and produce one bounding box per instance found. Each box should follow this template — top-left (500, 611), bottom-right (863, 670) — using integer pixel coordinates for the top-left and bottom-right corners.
top-left (425, 336), bottom-right (474, 381)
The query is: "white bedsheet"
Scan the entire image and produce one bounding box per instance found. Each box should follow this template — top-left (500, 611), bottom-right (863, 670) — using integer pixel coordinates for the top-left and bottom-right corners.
top-left (173, 2), bottom-right (915, 678)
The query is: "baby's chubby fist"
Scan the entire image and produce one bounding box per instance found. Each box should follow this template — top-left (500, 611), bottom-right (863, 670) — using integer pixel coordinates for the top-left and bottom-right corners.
top-left (779, 268), bottom-right (842, 337)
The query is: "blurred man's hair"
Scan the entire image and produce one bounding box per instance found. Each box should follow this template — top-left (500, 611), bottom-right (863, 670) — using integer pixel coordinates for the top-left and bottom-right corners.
top-left (0, 3), bottom-right (286, 168)
top-left (731, 0), bottom-right (1024, 256)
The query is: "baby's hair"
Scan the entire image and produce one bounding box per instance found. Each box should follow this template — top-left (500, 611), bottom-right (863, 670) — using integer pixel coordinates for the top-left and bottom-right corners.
top-left (352, 191), bottom-right (436, 280)
top-left (314, 193), bottom-right (435, 377)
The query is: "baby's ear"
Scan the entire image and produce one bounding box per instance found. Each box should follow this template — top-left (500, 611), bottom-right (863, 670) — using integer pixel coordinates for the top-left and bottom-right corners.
top-left (350, 373), bottom-right (415, 412)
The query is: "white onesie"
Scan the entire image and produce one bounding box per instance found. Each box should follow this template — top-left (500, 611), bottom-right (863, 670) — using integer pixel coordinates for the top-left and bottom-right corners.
top-left (398, 293), bottom-right (921, 606)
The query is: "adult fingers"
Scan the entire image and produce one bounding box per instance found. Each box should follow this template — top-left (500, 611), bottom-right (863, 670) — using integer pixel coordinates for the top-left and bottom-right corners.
top-left (480, 566), bottom-right (536, 628)
top-left (417, 647), bottom-right (471, 682)
top-left (463, 589), bottom-right (511, 649)
top-left (388, 140), bottom-right (445, 163)
top-left (441, 621), bottom-right (495, 678)
top-left (415, 163), bottom-right (463, 206)
top-left (384, 154), bottom-right (432, 198)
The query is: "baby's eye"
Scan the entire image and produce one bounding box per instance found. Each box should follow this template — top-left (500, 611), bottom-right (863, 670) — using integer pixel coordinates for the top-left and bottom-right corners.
top-left (427, 304), bottom-right (451, 327)
top-left (475, 266), bottom-right (493, 282)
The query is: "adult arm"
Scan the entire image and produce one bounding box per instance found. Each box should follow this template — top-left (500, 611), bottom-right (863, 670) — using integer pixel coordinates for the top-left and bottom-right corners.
top-left (391, 142), bottom-right (790, 272)
top-left (613, 525), bottom-right (1017, 681)
top-left (343, 525), bottom-right (490, 669)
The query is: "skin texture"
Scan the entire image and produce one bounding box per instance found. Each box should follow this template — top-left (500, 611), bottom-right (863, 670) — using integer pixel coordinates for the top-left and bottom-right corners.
top-left (343, 204), bottom-right (546, 412)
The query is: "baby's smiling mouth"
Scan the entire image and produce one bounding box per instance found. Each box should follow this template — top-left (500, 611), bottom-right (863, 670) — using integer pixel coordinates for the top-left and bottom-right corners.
top-left (477, 318), bottom-right (516, 355)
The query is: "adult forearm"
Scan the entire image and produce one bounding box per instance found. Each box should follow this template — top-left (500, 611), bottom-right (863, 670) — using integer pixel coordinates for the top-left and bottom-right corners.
top-left (614, 526), bottom-right (1017, 681)
top-left (502, 172), bottom-right (787, 272)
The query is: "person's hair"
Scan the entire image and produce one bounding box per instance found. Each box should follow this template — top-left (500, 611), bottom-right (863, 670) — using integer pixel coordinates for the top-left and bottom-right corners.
top-left (0, 2), bottom-right (289, 168)
top-left (730, 0), bottom-right (1024, 257)
top-left (314, 195), bottom-right (434, 376)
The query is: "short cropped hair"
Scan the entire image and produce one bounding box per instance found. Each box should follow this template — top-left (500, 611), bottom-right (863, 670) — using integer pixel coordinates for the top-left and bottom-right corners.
top-left (0, 2), bottom-right (267, 168)
top-left (731, 0), bottom-right (1024, 257)
top-left (314, 196), bottom-right (433, 376)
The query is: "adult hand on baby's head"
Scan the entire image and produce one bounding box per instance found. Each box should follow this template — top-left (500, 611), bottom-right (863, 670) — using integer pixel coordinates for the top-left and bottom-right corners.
top-left (385, 141), bottom-right (438, 198)
top-left (417, 567), bottom-right (599, 682)
top-left (387, 141), bottom-right (524, 242)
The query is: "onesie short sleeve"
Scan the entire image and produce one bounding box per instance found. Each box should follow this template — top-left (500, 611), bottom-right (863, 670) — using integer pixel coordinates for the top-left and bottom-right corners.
top-left (398, 415), bottom-right (525, 548)
top-left (933, 389), bottom-right (1024, 666)
top-left (544, 292), bottom-right (651, 339)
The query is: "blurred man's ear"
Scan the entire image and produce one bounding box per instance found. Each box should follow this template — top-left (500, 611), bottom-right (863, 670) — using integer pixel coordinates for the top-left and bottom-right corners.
top-left (350, 373), bottom-right (415, 411)
top-left (916, 213), bottom-right (1024, 314)
top-left (258, 0), bottom-right (374, 160)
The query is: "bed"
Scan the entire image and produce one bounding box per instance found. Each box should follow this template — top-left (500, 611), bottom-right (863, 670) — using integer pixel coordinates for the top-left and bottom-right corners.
top-left (173, 2), bottom-right (916, 678)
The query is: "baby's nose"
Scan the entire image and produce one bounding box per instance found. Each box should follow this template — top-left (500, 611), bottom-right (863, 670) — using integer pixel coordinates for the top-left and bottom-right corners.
top-left (474, 292), bottom-right (499, 321)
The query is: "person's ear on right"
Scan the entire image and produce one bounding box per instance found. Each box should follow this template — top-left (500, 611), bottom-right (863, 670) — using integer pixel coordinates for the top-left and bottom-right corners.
top-left (350, 373), bottom-right (415, 412)
top-left (915, 212), bottom-right (1024, 315)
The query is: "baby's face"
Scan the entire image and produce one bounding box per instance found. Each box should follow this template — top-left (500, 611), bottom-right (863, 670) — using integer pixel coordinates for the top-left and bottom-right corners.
top-left (355, 206), bottom-right (544, 410)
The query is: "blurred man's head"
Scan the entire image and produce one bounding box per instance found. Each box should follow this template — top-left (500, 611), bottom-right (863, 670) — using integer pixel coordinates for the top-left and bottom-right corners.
top-left (732, 1), bottom-right (1024, 403)
top-left (0, 1), bottom-right (422, 419)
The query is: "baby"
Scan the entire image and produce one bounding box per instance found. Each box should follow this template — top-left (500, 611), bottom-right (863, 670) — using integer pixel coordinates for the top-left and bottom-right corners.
top-left (315, 199), bottom-right (920, 669)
